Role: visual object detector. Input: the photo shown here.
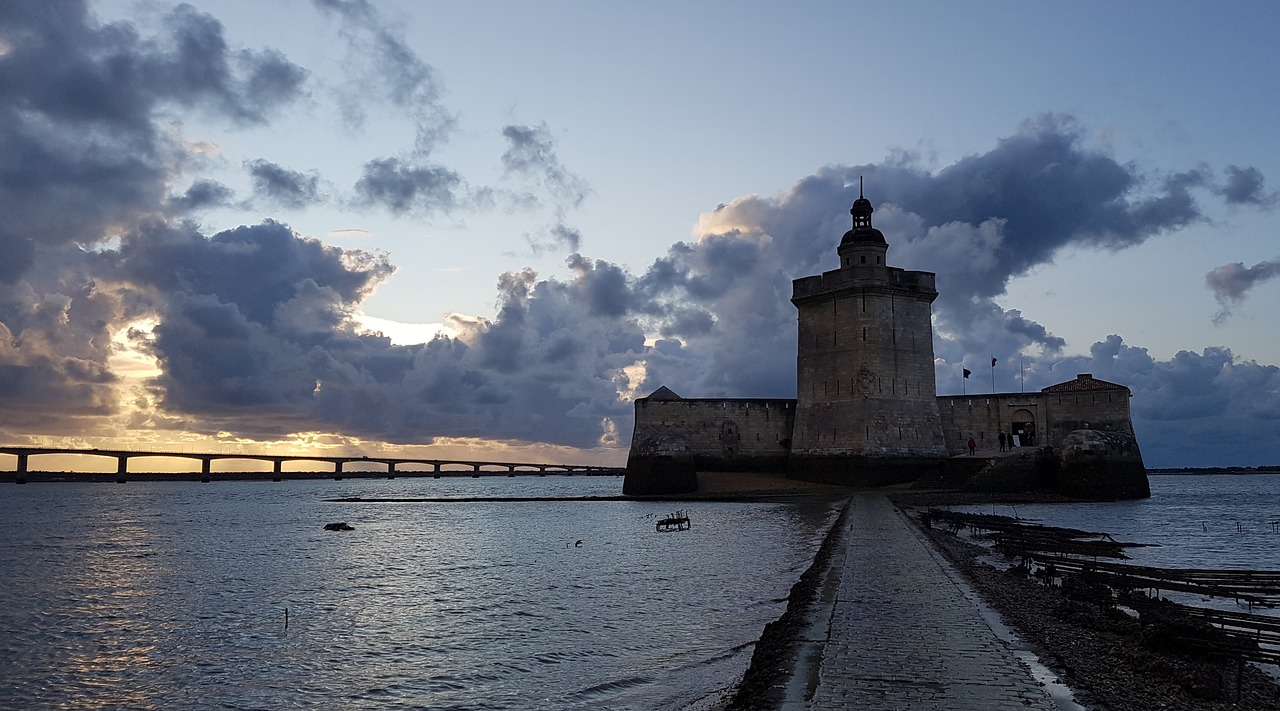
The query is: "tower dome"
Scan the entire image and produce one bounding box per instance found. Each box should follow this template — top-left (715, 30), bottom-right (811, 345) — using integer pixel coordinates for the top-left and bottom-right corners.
top-left (837, 178), bottom-right (888, 268)
top-left (840, 178), bottom-right (886, 247)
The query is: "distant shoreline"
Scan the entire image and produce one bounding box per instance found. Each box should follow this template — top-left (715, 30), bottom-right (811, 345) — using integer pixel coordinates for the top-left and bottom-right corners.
top-left (1147, 467), bottom-right (1280, 475)
top-left (0, 470), bottom-right (622, 483)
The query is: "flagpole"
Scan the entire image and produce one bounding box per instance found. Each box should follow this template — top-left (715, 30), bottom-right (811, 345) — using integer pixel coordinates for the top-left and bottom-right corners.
top-left (990, 356), bottom-right (996, 394)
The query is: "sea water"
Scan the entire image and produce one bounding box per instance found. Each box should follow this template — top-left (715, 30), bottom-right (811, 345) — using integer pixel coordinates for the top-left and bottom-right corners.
top-left (961, 474), bottom-right (1280, 571)
top-left (0, 477), bottom-right (839, 710)
top-left (956, 473), bottom-right (1280, 619)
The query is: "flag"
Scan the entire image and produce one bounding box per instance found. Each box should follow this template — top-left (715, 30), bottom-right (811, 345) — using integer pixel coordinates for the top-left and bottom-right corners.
top-left (963, 368), bottom-right (971, 379)
top-left (991, 357), bottom-right (998, 367)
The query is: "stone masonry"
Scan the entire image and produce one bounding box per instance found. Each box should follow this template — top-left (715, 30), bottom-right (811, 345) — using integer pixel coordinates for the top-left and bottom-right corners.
top-left (622, 190), bottom-right (1146, 495)
top-left (789, 187), bottom-right (947, 482)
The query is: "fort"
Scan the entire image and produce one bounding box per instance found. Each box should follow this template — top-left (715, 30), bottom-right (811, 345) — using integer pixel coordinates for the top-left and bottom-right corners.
top-left (624, 188), bottom-right (1149, 499)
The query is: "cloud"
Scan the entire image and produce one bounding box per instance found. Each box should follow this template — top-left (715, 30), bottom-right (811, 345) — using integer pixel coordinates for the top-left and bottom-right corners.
top-left (311, 0), bottom-right (454, 154)
top-left (0, 218), bottom-right (636, 448)
top-left (0, 252), bottom-right (130, 431)
top-left (0, 0), bottom-right (306, 271)
top-left (328, 228), bottom-right (373, 237)
top-left (1216, 165), bottom-right (1277, 207)
top-left (624, 115), bottom-right (1237, 401)
top-left (502, 123), bottom-right (591, 256)
top-left (1035, 336), bottom-right (1280, 467)
top-left (501, 122), bottom-right (589, 209)
top-left (0, 0), bottom-right (624, 449)
top-left (1, 6), bottom-right (1274, 471)
top-left (172, 179), bottom-right (236, 211)
top-left (246, 159), bottom-right (322, 208)
top-left (1205, 257), bottom-right (1280, 323)
top-left (354, 158), bottom-right (462, 215)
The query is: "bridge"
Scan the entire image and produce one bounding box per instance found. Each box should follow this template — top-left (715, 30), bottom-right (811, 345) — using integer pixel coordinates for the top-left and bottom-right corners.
top-left (0, 446), bottom-right (623, 483)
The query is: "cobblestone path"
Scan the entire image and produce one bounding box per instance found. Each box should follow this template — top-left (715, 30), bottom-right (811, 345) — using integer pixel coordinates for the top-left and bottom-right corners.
top-left (805, 494), bottom-right (1059, 710)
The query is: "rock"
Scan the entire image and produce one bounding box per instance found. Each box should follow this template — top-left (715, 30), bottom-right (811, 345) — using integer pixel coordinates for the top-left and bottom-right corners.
top-left (323, 522), bottom-right (354, 531)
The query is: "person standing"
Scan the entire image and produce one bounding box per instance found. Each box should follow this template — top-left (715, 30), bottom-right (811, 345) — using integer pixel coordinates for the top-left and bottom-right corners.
top-left (998, 432), bottom-right (1007, 452)
top-left (967, 437), bottom-right (976, 455)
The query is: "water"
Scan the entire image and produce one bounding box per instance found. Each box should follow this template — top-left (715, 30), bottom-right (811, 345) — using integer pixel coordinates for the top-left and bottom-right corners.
top-left (954, 473), bottom-right (1280, 625)
top-left (0, 477), bottom-right (839, 710)
top-left (962, 474), bottom-right (1280, 571)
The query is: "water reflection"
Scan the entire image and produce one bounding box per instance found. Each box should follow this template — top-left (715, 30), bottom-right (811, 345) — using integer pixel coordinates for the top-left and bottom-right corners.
top-left (1, 479), bottom-right (837, 710)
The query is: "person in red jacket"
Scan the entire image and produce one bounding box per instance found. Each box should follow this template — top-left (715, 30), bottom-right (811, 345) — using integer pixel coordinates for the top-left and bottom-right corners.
top-left (967, 437), bottom-right (976, 455)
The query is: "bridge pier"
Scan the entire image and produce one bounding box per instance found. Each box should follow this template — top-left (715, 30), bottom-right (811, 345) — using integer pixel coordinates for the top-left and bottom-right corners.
top-left (201, 458), bottom-right (211, 483)
top-left (387, 462), bottom-right (396, 480)
top-left (334, 460), bottom-right (343, 481)
top-left (273, 459), bottom-right (283, 482)
top-left (15, 453), bottom-right (27, 484)
top-left (116, 457), bottom-right (127, 483)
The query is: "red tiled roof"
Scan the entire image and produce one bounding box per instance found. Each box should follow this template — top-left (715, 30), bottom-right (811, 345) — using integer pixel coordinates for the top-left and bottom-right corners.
top-left (1041, 374), bottom-right (1130, 394)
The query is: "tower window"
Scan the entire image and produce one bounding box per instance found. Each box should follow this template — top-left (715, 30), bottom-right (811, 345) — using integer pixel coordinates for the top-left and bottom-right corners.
top-left (860, 256), bottom-right (866, 264)
top-left (877, 256), bottom-right (882, 264)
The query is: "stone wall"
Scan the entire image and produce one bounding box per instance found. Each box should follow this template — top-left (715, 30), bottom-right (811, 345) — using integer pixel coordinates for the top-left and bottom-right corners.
top-left (1040, 389), bottom-right (1134, 444)
top-left (938, 394), bottom-right (1050, 454)
top-left (792, 285), bottom-right (945, 459)
top-left (627, 395), bottom-right (795, 472)
top-left (937, 375), bottom-right (1135, 456)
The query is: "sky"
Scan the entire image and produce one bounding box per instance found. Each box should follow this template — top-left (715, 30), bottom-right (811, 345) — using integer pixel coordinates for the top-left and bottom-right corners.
top-left (1, 0), bottom-right (1278, 470)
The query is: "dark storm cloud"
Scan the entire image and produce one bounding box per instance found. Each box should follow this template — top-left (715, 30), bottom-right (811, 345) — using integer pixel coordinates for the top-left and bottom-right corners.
top-left (633, 114), bottom-right (1261, 402)
top-left (0, 1), bottom-right (311, 434)
top-left (30, 218), bottom-right (637, 448)
top-left (1205, 257), bottom-right (1280, 323)
top-left (577, 115), bottom-right (1279, 466)
top-left (173, 179), bottom-right (236, 211)
top-left (1216, 165), bottom-right (1277, 207)
top-left (1026, 336), bottom-right (1280, 467)
top-left (0, 0), bottom-right (624, 448)
top-left (0, 234), bottom-right (36, 284)
top-left (354, 158), bottom-right (462, 215)
top-left (246, 159), bottom-right (321, 208)
top-left (0, 252), bottom-right (130, 432)
top-left (2, 0), bottom-right (1272, 476)
top-left (0, 0), bottom-right (306, 257)
top-left (118, 221), bottom-right (389, 327)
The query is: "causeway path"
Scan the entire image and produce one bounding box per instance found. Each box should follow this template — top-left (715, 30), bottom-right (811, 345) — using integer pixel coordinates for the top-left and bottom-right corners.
top-left (785, 494), bottom-right (1075, 710)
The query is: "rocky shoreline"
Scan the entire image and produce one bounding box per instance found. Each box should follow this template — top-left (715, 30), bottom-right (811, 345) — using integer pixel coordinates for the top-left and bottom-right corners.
top-left (911, 509), bottom-right (1280, 710)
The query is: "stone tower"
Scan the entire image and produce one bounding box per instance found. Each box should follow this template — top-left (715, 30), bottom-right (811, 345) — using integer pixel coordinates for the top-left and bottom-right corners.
top-left (789, 185), bottom-right (947, 483)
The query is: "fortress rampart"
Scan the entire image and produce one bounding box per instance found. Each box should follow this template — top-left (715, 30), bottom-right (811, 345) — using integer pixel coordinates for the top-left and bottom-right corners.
top-left (626, 388), bottom-right (795, 473)
top-left (627, 374), bottom-right (1139, 481)
top-left (623, 189), bottom-right (1148, 498)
